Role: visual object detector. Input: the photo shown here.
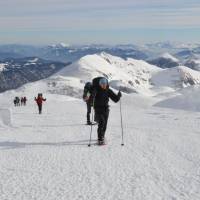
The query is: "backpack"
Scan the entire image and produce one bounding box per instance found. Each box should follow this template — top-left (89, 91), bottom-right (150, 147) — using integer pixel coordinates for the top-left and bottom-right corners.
top-left (84, 82), bottom-right (92, 90)
top-left (83, 82), bottom-right (92, 100)
top-left (92, 77), bottom-right (109, 91)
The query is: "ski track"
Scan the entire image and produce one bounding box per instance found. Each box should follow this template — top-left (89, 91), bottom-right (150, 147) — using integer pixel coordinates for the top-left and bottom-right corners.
top-left (0, 97), bottom-right (200, 200)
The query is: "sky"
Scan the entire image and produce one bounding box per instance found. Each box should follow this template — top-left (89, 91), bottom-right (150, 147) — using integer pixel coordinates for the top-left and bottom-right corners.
top-left (0, 0), bottom-right (200, 45)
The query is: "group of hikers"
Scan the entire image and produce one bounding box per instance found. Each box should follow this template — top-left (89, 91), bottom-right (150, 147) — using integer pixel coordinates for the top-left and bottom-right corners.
top-left (13, 77), bottom-right (122, 145)
top-left (83, 77), bottom-right (122, 145)
top-left (14, 96), bottom-right (27, 106)
top-left (14, 94), bottom-right (46, 114)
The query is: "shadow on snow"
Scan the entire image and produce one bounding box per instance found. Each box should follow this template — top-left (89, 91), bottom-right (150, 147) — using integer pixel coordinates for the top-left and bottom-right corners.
top-left (0, 139), bottom-right (97, 150)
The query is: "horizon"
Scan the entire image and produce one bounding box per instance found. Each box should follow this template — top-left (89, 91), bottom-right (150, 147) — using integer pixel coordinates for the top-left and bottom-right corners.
top-left (1, 0), bottom-right (200, 44)
top-left (1, 41), bottom-right (200, 47)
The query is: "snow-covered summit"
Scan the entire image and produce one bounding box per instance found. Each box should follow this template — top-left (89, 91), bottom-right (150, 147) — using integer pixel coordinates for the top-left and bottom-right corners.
top-left (55, 52), bottom-right (160, 94)
top-left (184, 59), bottom-right (200, 71)
top-left (4, 52), bottom-right (200, 99)
top-left (161, 52), bottom-right (179, 62)
top-left (148, 53), bottom-right (180, 69)
top-left (151, 65), bottom-right (200, 88)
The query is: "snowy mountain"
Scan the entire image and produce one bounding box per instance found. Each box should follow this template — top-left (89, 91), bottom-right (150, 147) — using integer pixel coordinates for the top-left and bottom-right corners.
top-left (0, 44), bottom-right (148, 63)
top-left (4, 52), bottom-right (200, 98)
top-left (175, 49), bottom-right (197, 60)
top-left (184, 59), bottom-right (200, 71)
top-left (148, 53), bottom-right (180, 68)
top-left (151, 66), bottom-right (200, 89)
top-left (0, 57), bottom-right (69, 92)
top-left (48, 52), bottom-right (160, 96)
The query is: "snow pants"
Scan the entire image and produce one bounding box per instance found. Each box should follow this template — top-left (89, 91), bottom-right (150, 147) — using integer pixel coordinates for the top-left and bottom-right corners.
top-left (95, 107), bottom-right (109, 141)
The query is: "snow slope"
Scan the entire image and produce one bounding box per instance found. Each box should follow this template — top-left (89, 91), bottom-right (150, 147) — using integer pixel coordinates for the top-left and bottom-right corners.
top-left (0, 108), bottom-right (12, 127)
top-left (51, 53), bottom-right (200, 97)
top-left (155, 85), bottom-right (200, 112)
top-left (55, 52), bottom-right (160, 95)
top-left (151, 66), bottom-right (200, 89)
top-left (0, 91), bottom-right (200, 199)
top-left (161, 52), bottom-right (179, 62)
top-left (3, 52), bottom-right (200, 99)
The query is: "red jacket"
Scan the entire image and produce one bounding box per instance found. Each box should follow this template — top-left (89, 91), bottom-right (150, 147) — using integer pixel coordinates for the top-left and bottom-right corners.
top-left (35, 97), bottom-right (46, 105)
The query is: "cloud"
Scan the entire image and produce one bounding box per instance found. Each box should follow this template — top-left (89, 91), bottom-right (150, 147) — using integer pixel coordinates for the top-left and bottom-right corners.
top-left (0, 0), bottom-right (200, 44)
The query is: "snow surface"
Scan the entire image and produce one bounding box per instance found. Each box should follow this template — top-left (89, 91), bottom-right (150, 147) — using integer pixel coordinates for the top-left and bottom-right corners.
top-left (0, 91), bottom-right (200, 199)
top-left (155, 85), bottom-right (200, 112)
top-left (151, 66), bottom-right (200, 88)
top-left (1, 52), bottom-right (200, 199)
top-left (0, 108), bottom-right (12, 127)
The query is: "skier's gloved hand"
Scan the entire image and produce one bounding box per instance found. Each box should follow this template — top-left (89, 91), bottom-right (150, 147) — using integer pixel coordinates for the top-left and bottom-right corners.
top-left (118, 91), bottom-right (122, 98)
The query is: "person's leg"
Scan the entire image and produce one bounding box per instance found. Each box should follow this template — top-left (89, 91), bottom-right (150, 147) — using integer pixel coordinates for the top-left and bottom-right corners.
top-left (38, 104), bottom-right (42, 114)
top-left (96, 112), bottom-right (107, 142)
top-left (101, 109), bottom-right (109, 140)
top-left (87, 103), bottom-right (91, 124)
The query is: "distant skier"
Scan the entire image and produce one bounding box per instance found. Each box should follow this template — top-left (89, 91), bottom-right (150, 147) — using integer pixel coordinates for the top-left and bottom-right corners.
top-left (83, 82), bottom-right (93, 125)
top-left (35, 93), bottom-right (46, 114)
top-left (23, 97), bottom-right (27, 106)
top-left (21, 97), bottom-right (24, 106)
top-left (13, 98), bottom-right (17, 106)
top-left (15, 97), bottom-right (20, 106)
top-left (92, 77), bottom-right (121, 145)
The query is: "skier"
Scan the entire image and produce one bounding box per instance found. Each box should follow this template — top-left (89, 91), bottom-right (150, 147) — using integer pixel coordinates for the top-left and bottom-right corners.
top-left (34, 93), bottom-right (46, 114)
top-left (15, 97), bottom-right (20, 106)
top-left (92, 77), bottom-right (121, 145)
top-left (83, 82), bottom-right (93, 125)
top-left (13, 98), bottom-right (17, 106)
top-left (23, 97), bottom-right (27, 106)
top-left (21, 97), bottom-right (24, 106)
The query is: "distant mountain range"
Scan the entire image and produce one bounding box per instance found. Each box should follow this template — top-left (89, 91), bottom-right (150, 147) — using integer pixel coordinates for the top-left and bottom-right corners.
top-left (1, 42), bottom-right (200, 68)
top-left (147, 53), bottom-right (180, 68)
top-left (0, 44), bottom-right (148, 63)
top-left (0, 57), bottom-right (69, 92)
top-left (1, 42), bottom-right (200, 93)
top-left (11, 52), bottom-right (200, 98)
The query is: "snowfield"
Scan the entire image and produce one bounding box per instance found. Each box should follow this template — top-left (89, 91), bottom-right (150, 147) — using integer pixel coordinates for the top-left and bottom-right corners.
top-left (1, 52), bottom-right (200, 199)
top-left (0, 92), bottom-right (200, 200)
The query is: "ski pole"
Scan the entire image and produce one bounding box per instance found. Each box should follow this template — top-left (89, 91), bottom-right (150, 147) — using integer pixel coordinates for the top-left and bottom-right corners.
top-left (88, 91), bottom-right (96, 147)
top-left (88, 107), bottom-right (94, 147)
top-left (119, 98), bottom-right (124, 146)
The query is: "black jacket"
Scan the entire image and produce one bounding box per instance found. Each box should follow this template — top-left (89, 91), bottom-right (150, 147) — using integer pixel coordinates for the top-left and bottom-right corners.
top-left (93, 87), bottom-right (120, 111)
